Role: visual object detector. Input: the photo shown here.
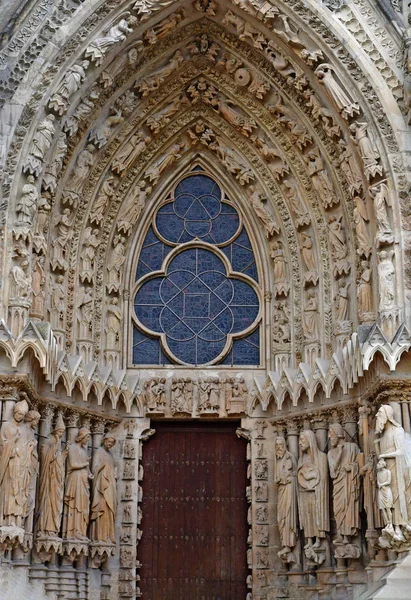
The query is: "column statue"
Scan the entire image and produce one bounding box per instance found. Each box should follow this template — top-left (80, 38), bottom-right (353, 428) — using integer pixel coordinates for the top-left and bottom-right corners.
top-left (0, 397), bottom-right (30, 535)
top-left (274, 436), bottom-right (298, 563)
top-left (62, 428), bottom-right (93, 540)
top-left (37, 413), bottom-right (67, 537)
top-left (327, 423), bottom-right (361, 558)
top-left (90, 435), bottom-right (117, 544)
top-left (297, 429), bottom-right (329, 564)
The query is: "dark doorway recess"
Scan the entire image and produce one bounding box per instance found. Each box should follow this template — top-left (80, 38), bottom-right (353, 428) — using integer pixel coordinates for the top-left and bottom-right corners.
top-left (138, 421), bottom-right (248, 600)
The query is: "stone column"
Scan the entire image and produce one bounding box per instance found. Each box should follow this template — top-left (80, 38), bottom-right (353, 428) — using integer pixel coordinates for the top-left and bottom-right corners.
top-left (312, 417), bottom-right (328, 452)
top-left (401, 399), bottom-right (411, 434)
top-left (342, 405), bottom-right (358, 442)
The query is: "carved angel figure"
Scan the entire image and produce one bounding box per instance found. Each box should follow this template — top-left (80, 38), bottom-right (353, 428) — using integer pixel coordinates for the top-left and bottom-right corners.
top-left (23, 114), bottom-right (56, 177)
top-left (85, 15), bottom-right (138, 65)
top-left (48, 61), bottom-right (89, 115)
top-left (315, 63), bottom-right (360, 119)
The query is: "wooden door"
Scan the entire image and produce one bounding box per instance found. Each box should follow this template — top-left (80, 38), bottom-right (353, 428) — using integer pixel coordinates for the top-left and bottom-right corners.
top-left (139, 421), bottom-right (248, 600)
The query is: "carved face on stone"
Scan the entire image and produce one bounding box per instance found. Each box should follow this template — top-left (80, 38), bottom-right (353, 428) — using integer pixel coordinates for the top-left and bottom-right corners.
top-left (103, 436), bottom-right (116, 450)
top-left (275, 437), bottom-right (285, 459)
top-left (329, 427), bottom-right (339, 448)
top-left (375, 405), bottom-right (389, 434)
top-left (54, 428), bottom-right (65, 440)
top-left (299, 432), bottom-right (309, 452)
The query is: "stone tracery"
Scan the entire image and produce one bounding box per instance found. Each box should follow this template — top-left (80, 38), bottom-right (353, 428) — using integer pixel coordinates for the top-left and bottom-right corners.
top-left (0, 0), bottom-right (411, 598)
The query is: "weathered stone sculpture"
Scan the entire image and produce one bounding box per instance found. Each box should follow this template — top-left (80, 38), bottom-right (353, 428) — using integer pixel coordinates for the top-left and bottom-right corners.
top-left (23, 410), bottom-right (41, 534)
top-left (375, 404), bottom-right (411, 543)
top-left (275, 436), bottom-right (298, 562)
top-left (297, 429), bottom-right (329, 564)
top-left (327, 423), bottom-right (361, 557)
top-left (90, 435), bottom-right (117, 544)
top-left (23, 114), bottom-right (56, 177)
top-left (62, 428), bottom-right (92, 541)
top-left (37, 413), bottom-right (67, 538)
top-left (0, 398), bottom-right (30, 540)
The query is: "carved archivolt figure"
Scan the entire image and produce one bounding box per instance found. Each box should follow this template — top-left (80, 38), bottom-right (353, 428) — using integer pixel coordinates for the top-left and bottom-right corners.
top-left (249, 186), bottom-right (279, 238)
top-left (89, 109), bottom-right (123, 149)
top-left (299, 232), bottom-right (318, 285)
top-left (327, 423), bottom-right (360, 544)
top-left (48, 61), bottom-right (89, 115)
top-left (23, 114), bottom-right (56, 177)
top-left (67, 145), bottom-right (95, 195)
top-left (378, 250), bottom-right (395, 311)
top-left (137, 51), bottom-right (185, 95)
top-left (350, 122), bottom-right (383, 180)
top-left (270, 241), bottom-right (289, 296)
top-left (281, 179), bottom-right (310, 227)
top-left (37, 413), bottom-right (67, 537)
top-left (353, 196), bottom-right (372, 257)
top-left (42, 133), bottom-right (67, 193)
top-left (16, 175), bottom-right (38, 226)
top-left (144, 10), bottom-right (185, 44)
top-left (105, 298), bottom-right (122, 349)
top-left (145, 142), bottom-right (185, 184)
top-left (336, 281), bottom-right (350, 322)
top-left (62, 428), bottom-right (93, 540)
top-left (85, 15), bottom-right (138, 65)
top-left (297, 430), bottom-right (329, 559)
top-left (315, 63), bottom-right (359, 119)
top-left (328, 215), bottom-right (348, 261)
top-left (50, 275), bottom-right (65, 329)
top-left (31, 255), bottom-right (45, 317)
top-left (275, 437), bottom-right (298, 561)
top-left (90, 435), bottom-right (117, 544)
top-left (0, 397), bottom-right (30, 530)
top-left (302, 289), bottom-right (319, 341)
top-left (375, 404), bottom-right (411, 539)
top-left (77, 288), bottom-right (94, 338)
top-left (272, 301), bottom-right (290, 345)
top-left (107, 235), bottom-right (126, 292)
top-left (9, 261), bottom-right (31, 300)
top-left (337, 140), bottom-right (363, 195)
top-left (90, 177), bottom-right (116, 225)
top-left (112, 133), bottom-right (152, 176)
top-left (370, 183), bottom-right (393, 245)
top-left (209, 95), bottom-right (257, 137)
top-left (357, 260), bottom-right (373, 317)
top-left (117, 184), bottom-right (152, 235)
top-left (305, 149), bottom-right (337, 208)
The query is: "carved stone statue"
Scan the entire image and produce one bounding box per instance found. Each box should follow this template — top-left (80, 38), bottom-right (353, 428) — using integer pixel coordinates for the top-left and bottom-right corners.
top-left (145, 142), bottom-right (185, 184)
top-left (270, 241), bottom-right (289, 296)
top-left (89, 109), bottom-right (123, 148)
top-left (31, 255), bottom-right (45, 317)
top-left (112, 133), bottom-right (152, 176)
top-left (86, 15), bottom-right (138, 65)
top-left (67, 144), bottom-right (95, 196)
top-left (198, 378), bottom-right (221, 412)
top-left (42, 132), bottom-right (67, 193)
top-left (315, 63), bottom-right (359, 119)
top-left (16, 175), bottom-right (38, 226)
top-left (77, 288), bottom-right (94, 338)
top-left (145, 378), bottom-right (167, 412)
top-left (62, 428), bottom-right (93, 540)
top-left (370, 183), bottom-right (394, 246)
top-left (375, 404), bottom-right (411, 540)
top-left (299, 232), bottom-right (318, 285)
top-left (23, 114), bottom-right (56, 177)
top-left (353, 196), bottom-right (372, 257)
top-left (337, 140), bottom-right (363, 195)
top-left (249, 186), bottom-right (279, 238)
top-left (107, 235), bottom-right (126, 293)
top-left (378, 250), bottom-right (395, 311)
top-left (357, 260), bottom-right (373, 318)
top-left (117, 184), bottom-right (152, 235)
top-left (0, 397), bottom-right (30, 531)
top-left (225, 377), bottom-right (247, 414)
top-left (51, 208), bottom-right (74, 270)
top-left (23, 409), bottom-right (40, 533)
top-left (105, 298), bottom-right (122, 349)
top-left (90, 435), bottom-right (117, 544)
top-left (305, 149), bottom-right (337, 208)
top-left (328, 215), bottom-right (349, 275)
top-left (336, 281), bottom-right (350, 322)
top-left (37, 413), bottom-right (67, 537)
top-left (350, 122), bottom-right (383, 180)
top-left (282, 179), bottom-right (310, 227)
top-left (48, 61), bottom-right (89, 115)
top-left (297, 429), bottom-right (329, 563)
top-left (327, 423), bottom-right (360, 552)
top-left (80, 228), bottom-right (99, 283)
top-left (272, 301), bottom-right (290, 345)
top-left (9, 261), bottom-right (31, 300)
top-left (302, 289), bottom-right (319, 341)
top-left (90, 177), bottom-right (116, 225)
top-left (50, 275), bottom-right (65, 329)
top-left (171, 378), bottom-right (193, 414)
top-left (138, 51), bottom-right (185, 95)
top-left (275, 437), bottom-right (298, 562)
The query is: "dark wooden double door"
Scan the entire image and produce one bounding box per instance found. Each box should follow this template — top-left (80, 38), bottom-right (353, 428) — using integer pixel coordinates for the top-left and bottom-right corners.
top-left (139, 422), bottom-right (248, 600)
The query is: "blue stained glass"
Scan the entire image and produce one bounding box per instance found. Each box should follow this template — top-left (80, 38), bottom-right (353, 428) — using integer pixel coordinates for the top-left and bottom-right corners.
top-left (156, 174), bottom-right (240, 245)
top-left (134, 248), bottom-right (259, 365)
top-left (133, 173), bottom-right (261, 366)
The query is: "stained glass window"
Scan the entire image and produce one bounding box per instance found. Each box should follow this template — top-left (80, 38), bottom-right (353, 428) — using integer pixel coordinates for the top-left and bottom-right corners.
top-left (133, 172), bottom-right (261, 366)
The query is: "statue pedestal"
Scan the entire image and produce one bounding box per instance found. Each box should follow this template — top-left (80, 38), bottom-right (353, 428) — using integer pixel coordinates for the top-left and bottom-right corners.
top-left (0, 525), bottom-right (26, 553)
top-left (89, 542), bottom-right (116, 568)
top-left (35, 535), bottom-right (62, 562)
top-left (62, 538), bottom-right (89, 562)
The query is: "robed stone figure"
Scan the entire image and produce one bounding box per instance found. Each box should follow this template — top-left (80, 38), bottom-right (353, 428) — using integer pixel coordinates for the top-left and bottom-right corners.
top-left (0, 398), bottom-right (30, 530)
top-left (275, 436), bottom-right (298, 561)
top-left (62, 428), bottom-right (92, 540)
top-left (38, 413), bottom-right (67, 537)
top-left (90, 435), bottom-right (117, 544)
top-left (297, 430), bottom-right (329, 561)
top-left (328, 423), bottom-right (360, 553)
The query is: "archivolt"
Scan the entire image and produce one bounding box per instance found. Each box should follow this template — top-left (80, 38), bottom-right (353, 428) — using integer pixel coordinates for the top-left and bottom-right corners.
top-left (1, 0), bottom-right (408, 373)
